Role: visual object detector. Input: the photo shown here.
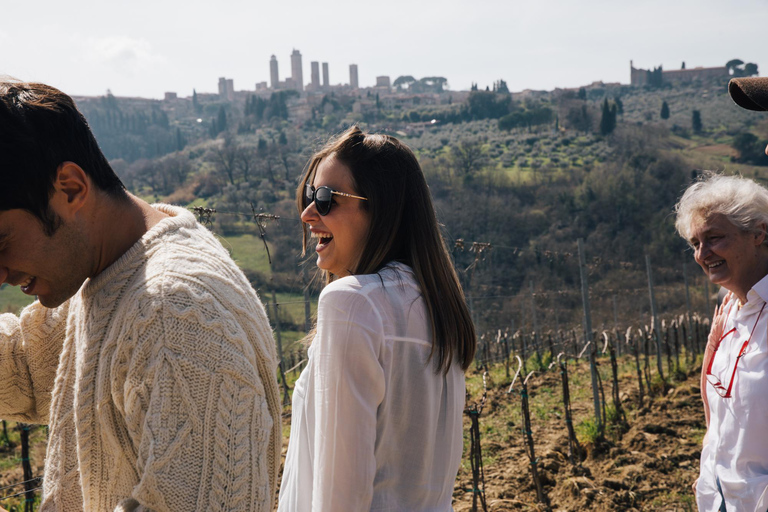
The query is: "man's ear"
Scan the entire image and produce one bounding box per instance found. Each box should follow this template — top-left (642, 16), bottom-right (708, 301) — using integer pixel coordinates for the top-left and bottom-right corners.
top-left (51, 162), bottom-right (89, 215)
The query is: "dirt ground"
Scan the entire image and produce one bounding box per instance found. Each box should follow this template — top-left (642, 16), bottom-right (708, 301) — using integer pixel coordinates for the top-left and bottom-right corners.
top-left (452, 362), bottom-right (704, 512)
top-left (0, 360), bottom-right (704, 512)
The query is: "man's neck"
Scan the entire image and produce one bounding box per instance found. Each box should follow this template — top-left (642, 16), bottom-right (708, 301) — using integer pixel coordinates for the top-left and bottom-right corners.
top-left (91, 194), bottom-right (168, 277)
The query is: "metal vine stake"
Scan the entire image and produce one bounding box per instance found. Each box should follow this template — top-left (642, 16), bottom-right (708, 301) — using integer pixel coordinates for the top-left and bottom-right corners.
top-left (464, 369), bottom-right (489, 512)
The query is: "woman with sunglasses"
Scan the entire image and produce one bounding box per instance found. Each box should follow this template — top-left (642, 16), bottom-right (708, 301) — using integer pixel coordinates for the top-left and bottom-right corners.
top-left (675, 172), bottom-right (768, 512)
top-left (277, 126), bottom-right (476, 511)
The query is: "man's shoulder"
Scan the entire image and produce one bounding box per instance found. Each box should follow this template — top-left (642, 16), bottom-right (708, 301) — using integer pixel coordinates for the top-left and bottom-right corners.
top-left (122, 216), bottom-right (263, 318)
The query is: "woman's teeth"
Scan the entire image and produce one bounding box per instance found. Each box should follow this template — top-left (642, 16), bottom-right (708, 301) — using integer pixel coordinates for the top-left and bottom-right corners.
top-left (708, 261), bottom-right (724, 268)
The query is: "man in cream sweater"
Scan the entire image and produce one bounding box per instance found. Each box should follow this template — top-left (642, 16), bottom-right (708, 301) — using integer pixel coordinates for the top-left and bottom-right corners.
top-left (0, 81), bottom-right (281, 511)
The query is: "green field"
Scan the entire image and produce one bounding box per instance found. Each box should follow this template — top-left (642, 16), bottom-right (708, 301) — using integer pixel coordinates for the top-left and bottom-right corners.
top-left (217, 233), bottom-right (273, 276)
top-left (0, 285), bottom-right (36, 314)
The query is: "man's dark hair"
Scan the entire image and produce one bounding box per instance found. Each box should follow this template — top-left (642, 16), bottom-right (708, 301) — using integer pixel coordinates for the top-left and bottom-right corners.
top-left (0, 80), bottom-right (125, 233)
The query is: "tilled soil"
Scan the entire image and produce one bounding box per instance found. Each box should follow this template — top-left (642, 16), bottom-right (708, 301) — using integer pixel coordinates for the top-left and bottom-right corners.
top-left (452, 365), bottom-right (705, 511)
top-left (0, 364), bottom-right (705, 511)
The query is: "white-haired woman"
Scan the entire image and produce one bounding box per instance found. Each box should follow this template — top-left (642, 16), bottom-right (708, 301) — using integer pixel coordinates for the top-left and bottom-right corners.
top-left (675, 172), bottom-right (768, 512)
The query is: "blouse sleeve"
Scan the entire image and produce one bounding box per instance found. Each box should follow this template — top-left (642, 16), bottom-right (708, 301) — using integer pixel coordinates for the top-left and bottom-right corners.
top-left (311, 287), bottom-right (386, 511)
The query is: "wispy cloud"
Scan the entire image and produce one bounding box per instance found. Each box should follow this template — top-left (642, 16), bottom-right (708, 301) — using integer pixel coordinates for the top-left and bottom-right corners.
top-left (80, 36), bottom-right (165, 76)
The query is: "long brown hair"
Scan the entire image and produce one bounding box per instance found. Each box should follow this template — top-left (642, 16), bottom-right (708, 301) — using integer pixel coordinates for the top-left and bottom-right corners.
top-left (297, 126), bottom-right (476, 372)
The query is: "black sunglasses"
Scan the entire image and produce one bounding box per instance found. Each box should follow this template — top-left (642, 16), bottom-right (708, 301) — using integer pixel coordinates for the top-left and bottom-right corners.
top-left (304, 184), bottom-right (367, 216)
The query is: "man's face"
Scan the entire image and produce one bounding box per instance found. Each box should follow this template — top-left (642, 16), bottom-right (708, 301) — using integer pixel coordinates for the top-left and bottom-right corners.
top-left (0, 208), bottom-right (91, 307)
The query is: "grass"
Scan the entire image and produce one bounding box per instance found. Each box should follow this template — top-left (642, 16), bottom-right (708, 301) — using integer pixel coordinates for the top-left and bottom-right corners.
top-left (217, 233), bottom-right (273, 276)
top-left (576, 417), bottom-right (602, 445)
top-left (0, 285), bottom-right (36, 314)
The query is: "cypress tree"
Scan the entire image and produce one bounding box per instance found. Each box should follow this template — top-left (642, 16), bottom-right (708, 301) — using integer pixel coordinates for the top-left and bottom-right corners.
top-left (217, 106), bottom-right (227, 134)
top-left (692, 110), bottom-right (703, 134)
top-left (600, 98), bottom-right (616, 136)
top-left (660, 101), bottom-right (670, 120)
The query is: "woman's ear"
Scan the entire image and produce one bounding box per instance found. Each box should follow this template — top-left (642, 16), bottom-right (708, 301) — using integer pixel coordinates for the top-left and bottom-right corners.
top-left (755, 223), bottom-right (767, 247)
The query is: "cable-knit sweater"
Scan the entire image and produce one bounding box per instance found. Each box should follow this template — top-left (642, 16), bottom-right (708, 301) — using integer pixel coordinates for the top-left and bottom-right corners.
top-left (0, 204), bottom-right (281, 511)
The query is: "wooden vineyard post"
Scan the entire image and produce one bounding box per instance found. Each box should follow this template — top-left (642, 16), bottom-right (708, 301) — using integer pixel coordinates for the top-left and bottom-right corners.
top-left (520, 368), bottom-right (551, 511)
top-left (595, 339), bottom-right (607, 430)
top-left (570, 329), bottom-right (578, 359)
top-left (662, 319), bottom-right (673, 378)
top-left (518, 331), bottom-right (528, 375)
top-left (629, 327), bottom-right (644, 407)
top-left (546, 331), bottom-right (554, 361)
top-left (557, 330), bottom-right (565, 360)
top-left (554, 353), bottom-right (581, 465)
top-left (612, 295), bottom-right (621, 357)
top-left (642, 327), bottom-right (654, 395)
top-left (645, 255), bottom-right (665, 383)
top-left (672, 319), bottom-right (681, 375)
top-left (0, 420), bottom-right (9, 448)
top-left (19, 424), bottom-right (34, 512)
top-left (603, 332), bottom-right (627, 427)
top-left (464, 371), bottom-right (489, 512)
top-left (683, 260), bottom-right (695, 364)
top-left (578, 238), bottom-right (603, 435)
top-left (271, 291), bottom-right (290, 404)
top-left (502, 330), bottom-right (511, 380)
top-left (530, 281), bottom-right (543, 368)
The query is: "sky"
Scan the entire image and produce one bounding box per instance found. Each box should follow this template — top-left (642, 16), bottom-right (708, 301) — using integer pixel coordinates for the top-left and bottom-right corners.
top-left (2, 0), bottom-right (765, 99)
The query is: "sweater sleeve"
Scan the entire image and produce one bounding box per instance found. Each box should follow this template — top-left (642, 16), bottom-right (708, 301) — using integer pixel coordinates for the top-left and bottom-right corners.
top-left (0, 300), bottom-right (68, 423)
top-left (120, 289), bottom-right (276, 512)
top-left (311, 287), bottom-right (386, 512)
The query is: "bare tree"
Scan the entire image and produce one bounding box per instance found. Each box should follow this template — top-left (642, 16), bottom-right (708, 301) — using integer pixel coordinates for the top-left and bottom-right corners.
top-left (451, 140), bottom-right (487, 177)
top-left (209, 134), bottom-right (239, 185)
top-left (236, 143), bottom-right (258, 182)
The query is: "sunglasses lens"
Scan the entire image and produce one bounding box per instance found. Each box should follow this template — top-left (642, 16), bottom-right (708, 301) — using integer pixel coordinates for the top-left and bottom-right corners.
top-left (304, 184), bottom-right (314, 209)
top-left (314, 187), bottom-right (332, 215)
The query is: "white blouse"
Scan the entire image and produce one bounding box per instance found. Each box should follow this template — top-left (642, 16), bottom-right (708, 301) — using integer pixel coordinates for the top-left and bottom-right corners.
top-left (277, 263), bottom-right (466, 511)
top-left (697, 274), bottom-right (768, 512)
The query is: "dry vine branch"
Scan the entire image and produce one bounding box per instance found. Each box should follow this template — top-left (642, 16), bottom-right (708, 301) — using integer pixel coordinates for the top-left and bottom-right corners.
top-left (464, 369), bottom-right (489, 512)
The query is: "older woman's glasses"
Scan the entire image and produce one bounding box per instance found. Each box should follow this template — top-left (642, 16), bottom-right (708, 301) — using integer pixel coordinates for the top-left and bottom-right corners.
top-left (706, 302), bottom-right (766, 398)
top-left (304, 184), bottom-right (367, 216)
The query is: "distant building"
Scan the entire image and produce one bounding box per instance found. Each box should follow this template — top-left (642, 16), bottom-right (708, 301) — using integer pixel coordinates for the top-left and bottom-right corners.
top-left (218, 77), bottom-right (234, 101)
top-left (350, 64), bottom-right (359, 89)
top-left (270, 55), bottom-right (279, 90)
top-left (164, 92), bottom-right (177, 101)
top-left (291, 49), bottom-right (304, 91)
top-left (310, 61), bottom-right (320, 88)
top-left (322, 62), bottom-right (329, 87)
top-left (376, 76), bottom-right (391, 88)
top-left (255, 82), bottom-right (268, 91)
top-left (630, 60), bottom-right (728, 86)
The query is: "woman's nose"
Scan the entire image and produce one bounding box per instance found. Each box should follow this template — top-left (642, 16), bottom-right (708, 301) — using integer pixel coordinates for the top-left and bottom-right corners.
top-left (300, 201), bottom-right (318, 223)
top-left (695, 242), bottom-right (710, 262)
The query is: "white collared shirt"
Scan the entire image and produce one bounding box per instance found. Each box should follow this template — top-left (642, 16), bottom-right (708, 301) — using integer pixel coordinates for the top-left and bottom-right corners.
top-left (278, 263), bottom-right (465, 512)
top-left (697, 274), bottom-right (768, 512)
